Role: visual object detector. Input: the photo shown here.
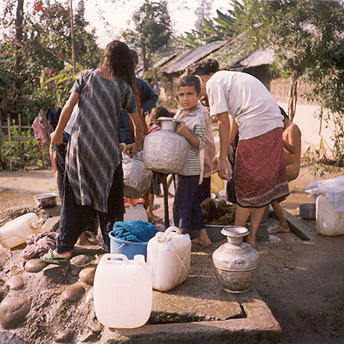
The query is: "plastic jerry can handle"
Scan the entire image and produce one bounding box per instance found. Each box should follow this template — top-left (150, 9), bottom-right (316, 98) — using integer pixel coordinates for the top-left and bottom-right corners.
top-left (165, 226), bottom-right (181, 235)
top-left (157, 226), bottom-right (181, 243)
top-left (103, 253), bottom-right (128, 263)
top-left (30, 218), bottom-right (44, 230)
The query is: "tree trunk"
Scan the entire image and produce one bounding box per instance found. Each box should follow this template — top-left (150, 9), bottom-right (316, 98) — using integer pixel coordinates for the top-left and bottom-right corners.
top-left (70, 0), bottom-right (76, 75)
top-left (15, 0), bottom-right (24, 75)
top-left (142, 45), bottom-right (148, 74)
top-left (288, 71), bottom-right (298, 121)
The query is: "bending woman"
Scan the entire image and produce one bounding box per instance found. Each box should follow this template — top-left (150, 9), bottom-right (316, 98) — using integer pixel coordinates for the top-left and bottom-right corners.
top-left (188, 59), bottom-right (289, 243)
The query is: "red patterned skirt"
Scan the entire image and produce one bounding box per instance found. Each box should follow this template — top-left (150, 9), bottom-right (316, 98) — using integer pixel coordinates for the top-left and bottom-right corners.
top-left (234, 127), bottom-right (289, 208)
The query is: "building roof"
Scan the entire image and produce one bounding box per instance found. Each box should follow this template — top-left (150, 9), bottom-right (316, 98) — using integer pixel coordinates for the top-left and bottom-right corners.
top-left (153, 54), bottom-right (178, 69)
top-left (228, 49), bottom-right (275, 71)
top-left (162, 40), bottom-right (228, 74)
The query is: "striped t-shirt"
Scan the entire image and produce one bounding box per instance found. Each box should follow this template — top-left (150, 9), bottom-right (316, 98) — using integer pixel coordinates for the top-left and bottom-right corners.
top-left (175, 107), bottom-right (206, 176)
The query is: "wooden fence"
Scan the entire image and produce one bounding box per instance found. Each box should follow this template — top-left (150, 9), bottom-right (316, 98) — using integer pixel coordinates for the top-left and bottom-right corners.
top-left (0, 110), bottom-right (52, 170)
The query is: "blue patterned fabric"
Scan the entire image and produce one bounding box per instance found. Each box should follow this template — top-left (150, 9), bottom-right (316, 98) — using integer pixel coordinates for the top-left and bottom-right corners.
top-left (111, 220), bottom-right (159, 242)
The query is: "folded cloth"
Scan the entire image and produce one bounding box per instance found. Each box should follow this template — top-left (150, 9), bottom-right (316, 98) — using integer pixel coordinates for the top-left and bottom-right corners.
top-left (20, 231), bottom-right (59, 260)
top-left (112, 220), bottom-right (159, 242)
top-left (304, 176), bottom-right (344, 211)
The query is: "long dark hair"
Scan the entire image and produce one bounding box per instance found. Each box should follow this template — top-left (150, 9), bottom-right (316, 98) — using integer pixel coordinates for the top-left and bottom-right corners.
top-left (98, 40), bottom-right (136, 89)
top-left (187, 59), bottom-right (220, 76)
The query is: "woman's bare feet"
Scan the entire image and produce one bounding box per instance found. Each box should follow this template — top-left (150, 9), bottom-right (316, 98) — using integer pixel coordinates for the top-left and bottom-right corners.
top-left (191, 237), bottom-right (212, 247)
top-left (245, 233), bottom-right (257, 244)
top-left (76, 232), bottom-right (97, 246)
top-left (42, 250), bottom-right (72, 260)
top-left (270, 224), bottom-right (290, 234)
top-left (192, 228), bottom-right (212, 247)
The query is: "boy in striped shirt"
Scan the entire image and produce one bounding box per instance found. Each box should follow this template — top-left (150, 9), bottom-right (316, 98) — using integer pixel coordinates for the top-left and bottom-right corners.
top-left (173, 76), bottom-right (212, 246)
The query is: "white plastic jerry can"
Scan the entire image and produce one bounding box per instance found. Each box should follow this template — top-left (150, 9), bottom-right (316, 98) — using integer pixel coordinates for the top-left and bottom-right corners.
top-left (316, 195), bottom-right (344, 236)
top-left (123, 202), bottom-right (148, 222)
top-left (0, 213), bottom-right (43, 249)
top-left (93, 254), bottom-right (152, 329)
top-left (147, 226), bottom-right (191, 292)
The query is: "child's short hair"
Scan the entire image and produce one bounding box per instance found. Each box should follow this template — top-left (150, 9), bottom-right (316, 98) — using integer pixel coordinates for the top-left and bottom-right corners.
top-left (178, 75), bottom-right (201, 95)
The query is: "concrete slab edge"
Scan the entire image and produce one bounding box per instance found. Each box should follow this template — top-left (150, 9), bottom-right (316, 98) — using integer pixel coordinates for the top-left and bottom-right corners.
top-left (284, 209), bottom-right (316, 241)
top-left (99, 291), bottom-right (282, 344)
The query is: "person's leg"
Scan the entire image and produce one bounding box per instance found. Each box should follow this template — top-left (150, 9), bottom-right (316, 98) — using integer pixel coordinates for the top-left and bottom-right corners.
top-left (147, 174), bottom-right (162, 222)
top-left (173, 175), bottom-right (196, 234)
top-left (43, 174), bottom-right (87, 259)
top-left (174, 175), bottom-right (211, 247)
top-left (53, 137), bottom-right (96, 247)
top-left (192, 179), bottom-right (211, 246)
top-left (167, 174), bottom-right (175, 197)
top-left (192, 228), bottom-right (212, 246)
top-left (270, 200), bottom-right (290, 233)
top-left (234, 204), bottom-right (251, 227)
top-left (98, 164), bottom-right (125, 251)
top-left (147, 189), bottom-right (154, 216)
top-left (246, 207), bottom-right (266, 243)
top-left (51, 143), bottom-right (67, 198)
top-left (199, 176), bottom-right (211, 203)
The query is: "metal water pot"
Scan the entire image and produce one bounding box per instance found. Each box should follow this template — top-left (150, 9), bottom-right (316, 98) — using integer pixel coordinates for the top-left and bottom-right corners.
top-left (123, 151), bottom-right (152, 199)
top-left (212, 226), bottom-right (260, 293)
top-left (142, 117), bottom-right (189, 174)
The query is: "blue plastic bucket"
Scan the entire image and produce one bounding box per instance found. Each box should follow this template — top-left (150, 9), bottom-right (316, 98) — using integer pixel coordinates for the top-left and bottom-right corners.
top-left (109, 232), bottom-right (148, 260)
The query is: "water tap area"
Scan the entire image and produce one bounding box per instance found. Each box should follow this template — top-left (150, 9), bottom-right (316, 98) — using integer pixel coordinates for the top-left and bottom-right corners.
top-left (100, 246), bottom-right (281, 344)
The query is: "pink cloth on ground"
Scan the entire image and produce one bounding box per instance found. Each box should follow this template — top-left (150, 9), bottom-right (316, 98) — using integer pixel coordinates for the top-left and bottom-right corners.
top-left (20, 231), bottom-right (59, 260)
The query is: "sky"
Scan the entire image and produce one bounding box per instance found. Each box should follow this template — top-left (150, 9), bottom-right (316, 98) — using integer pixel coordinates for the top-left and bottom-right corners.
top-left (83, 0), bottom-right (229, 48)
top-left (0, 0), bottom-right (230, 48)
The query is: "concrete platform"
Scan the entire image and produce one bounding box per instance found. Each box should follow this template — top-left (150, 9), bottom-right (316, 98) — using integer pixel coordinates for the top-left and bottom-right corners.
top-left (98, 194), bottom-right (284, 344)
top-left (98, 192), bottom-right (295, 344)
top-left (100, 244), bottom-right (282, 344)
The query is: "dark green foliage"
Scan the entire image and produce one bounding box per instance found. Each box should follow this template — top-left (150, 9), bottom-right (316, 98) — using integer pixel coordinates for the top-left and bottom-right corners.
top-left (121, 0), bottom-right (172, 72)
top-left (175, 1), bottom-right (244, 49)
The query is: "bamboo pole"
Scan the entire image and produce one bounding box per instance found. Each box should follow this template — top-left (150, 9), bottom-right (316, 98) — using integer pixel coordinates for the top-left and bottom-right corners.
top-left (70, 0), bottom-right (76, 75)
top-left (7, 115), bottom-right (12, 170)
top-left (19, 113), bottom-right (24, 165)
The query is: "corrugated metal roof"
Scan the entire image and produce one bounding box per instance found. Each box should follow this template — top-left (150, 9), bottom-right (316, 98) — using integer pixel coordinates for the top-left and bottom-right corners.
top-left (162, 40), bottom-right (228, 74)
top-left (228, 49), bottom-right (275, 70)
top-left (153, 54), bottom-right (178, 69)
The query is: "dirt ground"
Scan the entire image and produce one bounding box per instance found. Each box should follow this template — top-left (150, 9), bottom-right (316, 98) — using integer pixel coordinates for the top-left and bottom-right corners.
top-left (0, 165), bottom-right (344, 343)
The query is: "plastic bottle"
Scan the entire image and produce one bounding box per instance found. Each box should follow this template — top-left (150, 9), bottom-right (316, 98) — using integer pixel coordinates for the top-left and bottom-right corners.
top-left (93, 254), bottom-right (152, 328)
top-left (147, 226), bottom-right (191, 291)
top-left (123, 202), bottom-right (148, 222)
top-left (0, 213), bottom-right (43, 249)
top-left (316, 195), bottom-right (344, 236)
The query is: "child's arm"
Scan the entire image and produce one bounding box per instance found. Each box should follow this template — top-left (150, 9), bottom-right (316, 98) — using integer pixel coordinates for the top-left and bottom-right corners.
top-left (176, 121), bottom-right (200, 149)
top-left (51, 92), bottom-right (79, 144)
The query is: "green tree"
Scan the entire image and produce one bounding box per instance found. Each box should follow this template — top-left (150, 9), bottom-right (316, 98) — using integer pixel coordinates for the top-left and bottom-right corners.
top-left (0, 0), bottom-right (100, 123)
top-left (239, 0), bottom-right (344, 121)
top-left (73, 0), bottom-right (101, 69)
top-left (175, 1), bottom-right (243, 49)
top-left (121, 0), bottom-right (172, 73)
top-left (239, 0), bottom-right (344, 164)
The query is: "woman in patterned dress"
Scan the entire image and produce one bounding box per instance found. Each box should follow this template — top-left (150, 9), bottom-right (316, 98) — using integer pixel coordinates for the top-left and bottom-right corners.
top-left (43, 41), bottom-right (143, 261)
